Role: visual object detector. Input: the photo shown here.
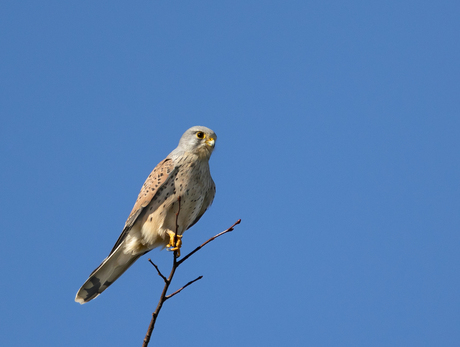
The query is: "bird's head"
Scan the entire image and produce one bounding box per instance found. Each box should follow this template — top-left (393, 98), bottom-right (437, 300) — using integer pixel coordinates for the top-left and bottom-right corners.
top-left (176, 126), bottom-right (217, 159)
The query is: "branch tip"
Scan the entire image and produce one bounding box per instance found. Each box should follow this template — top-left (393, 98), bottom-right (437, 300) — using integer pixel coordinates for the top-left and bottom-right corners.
top-left (148, 259), bottom-right (167, 283)
top-left (143, 218), bottom-right (241, 346)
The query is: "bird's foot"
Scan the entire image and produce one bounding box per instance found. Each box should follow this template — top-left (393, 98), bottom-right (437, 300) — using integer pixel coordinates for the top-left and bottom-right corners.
top-left (166, 231), bottom-right (182, 257)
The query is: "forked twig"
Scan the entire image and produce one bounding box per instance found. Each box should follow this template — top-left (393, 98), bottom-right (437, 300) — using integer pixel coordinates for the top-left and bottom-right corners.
top-left (165, 275), bottom-right (203, 300)
top-left (178, 219), bottom-right (241, 265)
top-left (148, 259), bottom-right (167, 283)
top-left (142, 196), bottom-right (241, 347)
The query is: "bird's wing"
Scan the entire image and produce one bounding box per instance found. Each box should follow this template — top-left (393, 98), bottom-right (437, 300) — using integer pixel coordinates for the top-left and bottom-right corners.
top-left (109, 158), bottom-right (177, 254)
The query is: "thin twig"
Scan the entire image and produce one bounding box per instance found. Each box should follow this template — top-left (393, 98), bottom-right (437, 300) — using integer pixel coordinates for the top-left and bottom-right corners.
top-left (142, 260), bottom-right (177, 347)
top-left (165, 275), bottom-right (203, 300)
top-left (148, 259), bottom-right (167, 283)
top-left (142, 217), bottom-right (241, 346)
top-left (177, 219), bottom-right (241, 266)
top-left (143, 197), bottom-right (183, 347)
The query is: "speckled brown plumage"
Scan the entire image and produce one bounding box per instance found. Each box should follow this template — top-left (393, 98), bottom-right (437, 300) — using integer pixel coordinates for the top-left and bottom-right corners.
top-left (75, 126), bottom-right (217, 304)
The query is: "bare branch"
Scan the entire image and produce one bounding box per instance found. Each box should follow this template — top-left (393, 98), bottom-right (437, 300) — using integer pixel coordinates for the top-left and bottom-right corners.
top-left (165, 275), bottom-right (203, 301)
top-left (148, 259), bottom-right (167, 283)
top-left (178, 219), bottom-right (241, 266)
top-left (142, 218), bottom-right (241, 346)
top-left (142, 262), bottom-right (177, 347)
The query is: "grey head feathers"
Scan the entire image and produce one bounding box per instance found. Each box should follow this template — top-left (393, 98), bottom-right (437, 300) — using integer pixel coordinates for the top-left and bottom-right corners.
top-left (169, 126), bottom-right (217, 160)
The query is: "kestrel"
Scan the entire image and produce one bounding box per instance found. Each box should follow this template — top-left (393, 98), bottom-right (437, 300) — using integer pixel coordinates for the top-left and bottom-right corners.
top-left (75, 126), bottom-right (217, 304)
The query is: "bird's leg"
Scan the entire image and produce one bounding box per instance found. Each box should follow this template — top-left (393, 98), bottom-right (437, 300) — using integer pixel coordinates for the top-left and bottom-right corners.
top-left (166, 231), bottom-right (183, 257)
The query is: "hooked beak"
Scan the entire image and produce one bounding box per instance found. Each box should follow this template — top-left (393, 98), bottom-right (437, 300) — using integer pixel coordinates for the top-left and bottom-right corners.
top-left (206, 137), bottom-right (215, 148)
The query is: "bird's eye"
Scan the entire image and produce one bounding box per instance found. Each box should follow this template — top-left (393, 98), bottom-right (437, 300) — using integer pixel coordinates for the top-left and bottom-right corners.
top-left (196, 132), bottom-right (205, 139)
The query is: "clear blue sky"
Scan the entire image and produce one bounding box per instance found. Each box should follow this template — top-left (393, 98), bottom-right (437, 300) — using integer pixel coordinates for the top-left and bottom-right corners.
top-left (1, 1), bottom-right (459, 346)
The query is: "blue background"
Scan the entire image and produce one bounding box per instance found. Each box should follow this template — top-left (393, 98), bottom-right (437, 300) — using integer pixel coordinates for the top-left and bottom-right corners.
top-left (1, 1), bottom-right (459, 346)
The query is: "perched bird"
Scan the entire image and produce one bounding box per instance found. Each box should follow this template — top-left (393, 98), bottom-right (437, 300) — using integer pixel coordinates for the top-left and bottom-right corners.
top-left (75, 126), bottom-right (217, 304)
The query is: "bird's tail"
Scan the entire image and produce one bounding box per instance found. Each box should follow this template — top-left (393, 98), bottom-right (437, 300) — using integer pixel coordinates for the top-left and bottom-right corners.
top-left (75, 243), bottom-right (140, 304)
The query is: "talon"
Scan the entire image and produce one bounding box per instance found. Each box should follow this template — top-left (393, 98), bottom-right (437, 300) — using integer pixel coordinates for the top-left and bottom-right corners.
top-left (170, 247), bottom-right (181, 257)
top-left (166, 231), bottom-right (182, 257)
top-left (166, 231), bottom-right (175, 248)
